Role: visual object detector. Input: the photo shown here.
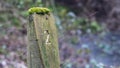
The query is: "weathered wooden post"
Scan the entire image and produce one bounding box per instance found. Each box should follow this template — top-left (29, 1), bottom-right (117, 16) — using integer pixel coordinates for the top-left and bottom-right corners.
top-left (27, 7), bottom-right (60, 68)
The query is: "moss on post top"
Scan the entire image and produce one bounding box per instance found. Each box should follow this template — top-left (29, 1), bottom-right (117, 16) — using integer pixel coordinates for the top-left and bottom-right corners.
top-left (28, 7), bottom-right (51, 15)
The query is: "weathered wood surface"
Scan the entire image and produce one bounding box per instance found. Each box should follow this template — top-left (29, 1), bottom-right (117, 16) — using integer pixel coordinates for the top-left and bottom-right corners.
top-left (27, 13), bottom-right (60, 68)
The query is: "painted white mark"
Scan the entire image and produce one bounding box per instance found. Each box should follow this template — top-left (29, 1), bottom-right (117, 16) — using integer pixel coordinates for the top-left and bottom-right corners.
top-left (44, 30), bottom-right (51, 45)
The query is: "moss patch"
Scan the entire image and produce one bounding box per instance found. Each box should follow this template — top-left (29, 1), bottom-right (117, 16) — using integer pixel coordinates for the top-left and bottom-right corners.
top-left (28, 7), bottom-right (50, 15)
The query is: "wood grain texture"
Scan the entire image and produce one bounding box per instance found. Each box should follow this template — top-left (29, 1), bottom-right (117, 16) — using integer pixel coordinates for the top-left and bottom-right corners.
top-left (27, 13), bottom-right (60, 68)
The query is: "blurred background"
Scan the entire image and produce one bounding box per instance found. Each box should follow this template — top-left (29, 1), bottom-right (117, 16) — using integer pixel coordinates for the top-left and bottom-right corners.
top-left (0, 0), bottom-right (120, 68)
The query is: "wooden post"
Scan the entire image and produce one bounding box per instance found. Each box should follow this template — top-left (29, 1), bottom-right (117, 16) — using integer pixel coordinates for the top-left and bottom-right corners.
top-left (27, 7), bottom-right (60, 68)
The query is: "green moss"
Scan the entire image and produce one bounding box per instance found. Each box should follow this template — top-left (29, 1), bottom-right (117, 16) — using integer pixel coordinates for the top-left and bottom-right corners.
top-left (28, 7), bottom-right (50, 15)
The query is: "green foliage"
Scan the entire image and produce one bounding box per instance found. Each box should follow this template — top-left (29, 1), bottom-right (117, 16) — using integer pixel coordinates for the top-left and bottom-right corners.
top-left (74, 18), bottom-right (88, 26)
top-left (0, 13), bottom-right (20, 27)
top-left (6, 0), bottom-right (43, 10)
top-left (54, 5), bottom-right (103, 34)
top-left (71, 18), bottom-right (102, 34)
top-left (11, 17), bottom-right (20, 26)
top-left (35, 0), bottom-right (43, 7)
top-left (58, 7), bottom-right (68, 18)
top-left (20, 11), bottom-right (29, 17)
top-left (28, 7), bottom-right (51, 15)
top-left (90, 21), bottom-right (102, 33)
top-left (0, 13), bottom-right (8, 22)
top-left (73, 18), bottom-right (88, 32)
